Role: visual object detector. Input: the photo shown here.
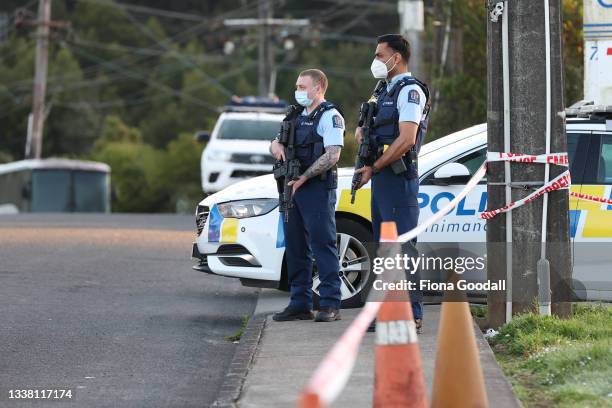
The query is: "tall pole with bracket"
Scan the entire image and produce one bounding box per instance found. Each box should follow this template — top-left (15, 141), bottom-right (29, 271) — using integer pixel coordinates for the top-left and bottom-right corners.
top-left (398, 0), bottom-right (425, 78)
top-left (30, 0), bottom-right (51, 159)
top-left (486, 0), bottom-right (572, 327)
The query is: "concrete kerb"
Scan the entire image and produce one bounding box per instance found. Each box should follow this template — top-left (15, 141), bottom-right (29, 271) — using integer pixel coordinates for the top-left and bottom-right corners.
top-left (211, 289), bottom-right (289, 408)
top-left (472, 320), bottom-right (524, 407)
top-left (211, 310), bottom-right (267, 408)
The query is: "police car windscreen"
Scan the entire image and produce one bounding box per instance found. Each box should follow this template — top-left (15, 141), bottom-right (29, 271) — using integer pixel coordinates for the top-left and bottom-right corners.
top-left (217, 119), bottom-right (280, 141)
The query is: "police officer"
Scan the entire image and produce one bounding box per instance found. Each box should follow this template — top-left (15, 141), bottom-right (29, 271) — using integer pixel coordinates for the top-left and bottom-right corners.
top-left (270, 69), bottom-right (345, 322)
top-left (354, 34), bottom-right (429, 333)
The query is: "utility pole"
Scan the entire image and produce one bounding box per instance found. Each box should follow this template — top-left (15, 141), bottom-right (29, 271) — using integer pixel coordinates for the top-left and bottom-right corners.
top-left (0, 12), bottom-right (8, 44)
top-left (225, 0), bottom-right (308, 98)
top-left (398, 0), bottom-right (424, 78)
top-left (30, 0), bottom-right (51, 160)
top-left (258, 0), bottom-right (272, 97)
top-left (486, 0), bottom-right (572, 328)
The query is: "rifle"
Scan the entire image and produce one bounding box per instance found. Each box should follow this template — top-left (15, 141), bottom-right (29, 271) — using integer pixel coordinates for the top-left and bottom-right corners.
top-left (350, 81), bottom-right (385, 204)
top-left (273, 105), bottom-right (302, 222)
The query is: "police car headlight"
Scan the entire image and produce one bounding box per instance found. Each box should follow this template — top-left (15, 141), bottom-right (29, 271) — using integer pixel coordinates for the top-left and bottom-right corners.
top-left (207, 150), bottom-right (232, 162)
top-left (217, 199), bottom-right (278, 219)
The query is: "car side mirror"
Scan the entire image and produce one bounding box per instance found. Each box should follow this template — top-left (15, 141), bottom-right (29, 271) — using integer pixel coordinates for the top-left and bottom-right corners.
top-left (194, 131), bottom-right (210, 143)
top-left (432, 162), bottom-right (471, 185)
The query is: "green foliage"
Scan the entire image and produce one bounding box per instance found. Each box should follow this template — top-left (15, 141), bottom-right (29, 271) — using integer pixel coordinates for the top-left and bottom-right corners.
top-left (155, 132), bottom-right (204, 213)
top-left (427, 0), bottom-right (584, 140)
top-left (426, 0), bottom-right (487, 140)
top-left (491, 304), bottom-right (612, 407)
top-left (429, 73), bottom-right (487, 140)
top-left (490, 303), bottom-right (612, 357)
top-left (98, 115), bottom-right (143, 145)
top-left (562, 0), bottom-right (584, 105)
top-left (90, 118), bottom-right (202, 213)
top-left (90, 140), bottom-right (163, 212)
top-left (470, 304), bottom-right (487, 318)
top-left (225, 315), bottom-right (249, 342)
top-left (0, 150), bottom-right (13, 164)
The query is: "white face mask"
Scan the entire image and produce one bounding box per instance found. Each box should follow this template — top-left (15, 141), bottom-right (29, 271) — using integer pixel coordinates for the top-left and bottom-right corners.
top-left (294, 85), bottom-right (318, 107)
top-left (294, 90), bottom-right (313, 107)
top-left (370, 54), bottom-right (397, 79)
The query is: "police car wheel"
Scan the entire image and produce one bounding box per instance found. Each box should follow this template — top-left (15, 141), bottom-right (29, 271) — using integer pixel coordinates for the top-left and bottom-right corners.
top-left (312, 218), bottom-right (374, 309)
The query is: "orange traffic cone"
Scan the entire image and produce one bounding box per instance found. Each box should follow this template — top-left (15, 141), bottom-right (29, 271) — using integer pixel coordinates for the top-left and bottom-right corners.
top-left (298, 391), bottom-right (323, 408)
top-left (431, 299), bottom-right (488, 408)
top-left (373, 222), bottom-right (428, 408)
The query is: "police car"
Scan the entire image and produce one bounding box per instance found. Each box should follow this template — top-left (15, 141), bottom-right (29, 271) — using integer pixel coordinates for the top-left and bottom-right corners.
top-left (200, 97), bottom-right (286, 193)
top-left (192, 103), bottom-right (612, 306)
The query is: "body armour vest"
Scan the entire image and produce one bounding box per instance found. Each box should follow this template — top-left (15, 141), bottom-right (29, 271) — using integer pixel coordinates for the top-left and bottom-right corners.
top-left (371, 77), bottom-right (430, 179)
top-left (293, 101), bottom-right (342, 189)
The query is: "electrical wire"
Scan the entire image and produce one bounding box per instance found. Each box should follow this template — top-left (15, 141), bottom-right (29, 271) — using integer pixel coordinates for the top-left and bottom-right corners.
top-left (119, 8), bottom-right (233, 97)
top-left (66, 43), bottom-right (221, 112)
top-left (55, 60), bottom-right (257, 111)
top-left (75, 0), bottom-right (259, 23)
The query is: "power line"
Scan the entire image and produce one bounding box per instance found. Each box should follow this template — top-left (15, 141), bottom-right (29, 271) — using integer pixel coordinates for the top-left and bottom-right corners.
top-left (4, 13), bottom-right (238, 92)
top-left (55, 60), bottom-right (257, 111)
top-left (119, 7), bottom-right (234, 97)
top-left (53, 1), bottom-right (261, 96)
top-left (75, 0), bottom-right (259, 23)
top-left (66, 43), bottom-right (221, 113)
top-left (75, 0), bottom-right (208, 22)
top-left (316, 0), bottom-right (396, 10)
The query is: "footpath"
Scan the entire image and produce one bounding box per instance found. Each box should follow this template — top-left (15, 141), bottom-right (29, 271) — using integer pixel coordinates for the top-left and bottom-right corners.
top-left (214, 289), bottom-right (522, 408)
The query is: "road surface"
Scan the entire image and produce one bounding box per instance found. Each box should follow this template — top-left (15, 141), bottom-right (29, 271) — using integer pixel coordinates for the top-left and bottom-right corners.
top-left (0, 214), bottom-right (257, 407)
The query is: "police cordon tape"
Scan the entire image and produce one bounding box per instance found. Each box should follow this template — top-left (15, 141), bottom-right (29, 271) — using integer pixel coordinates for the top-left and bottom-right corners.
top-left (299, 302), bottom-right (382, 407)
top-left (486, 151), bottom-right (568, 166)
top-left (569, 191), bottom-right (612, 206)
top-left (486, 151), bottom-right (612, 211)
top-left (479, 170), bottom-right (571, 219)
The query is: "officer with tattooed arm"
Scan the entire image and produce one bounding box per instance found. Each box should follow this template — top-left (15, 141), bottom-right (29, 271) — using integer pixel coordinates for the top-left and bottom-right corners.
top-left (269, 69), bottom-right (345, 322)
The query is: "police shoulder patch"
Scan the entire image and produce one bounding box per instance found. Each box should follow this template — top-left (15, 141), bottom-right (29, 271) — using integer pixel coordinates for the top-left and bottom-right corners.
top-left (332, 114), bottom-right (344, 129)
top-left (407, 89), bottom-right (420, 105)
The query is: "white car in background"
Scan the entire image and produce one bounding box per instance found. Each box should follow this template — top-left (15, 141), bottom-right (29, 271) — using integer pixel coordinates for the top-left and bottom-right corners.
top-left (199, 97), bottom-right (285, 193)
top-left (192, 104), bottom-right (612, 307)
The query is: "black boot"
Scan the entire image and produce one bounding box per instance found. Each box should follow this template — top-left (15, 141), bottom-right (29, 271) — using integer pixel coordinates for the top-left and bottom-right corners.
top-left (272, 306), bottom-right (314, 321)
top-left (314, 307), bottom-right (341, 322)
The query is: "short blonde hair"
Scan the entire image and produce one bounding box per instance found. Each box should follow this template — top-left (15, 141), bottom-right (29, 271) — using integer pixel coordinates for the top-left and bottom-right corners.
top-left (299, 69), bottom-right (328, 93)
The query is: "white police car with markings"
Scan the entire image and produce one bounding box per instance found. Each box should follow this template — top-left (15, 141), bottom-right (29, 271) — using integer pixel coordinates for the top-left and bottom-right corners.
top-left (193, 104), bottom-right (612, 306)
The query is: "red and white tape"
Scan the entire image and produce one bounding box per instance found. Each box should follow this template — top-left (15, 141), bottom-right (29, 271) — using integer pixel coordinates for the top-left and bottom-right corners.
top-left (487, 151), bottom-right (568, 166)
top-left (301, 302), bottom-right (381, 405)
top-left (480, 170), bottom-right (571, 219)
top-left (569, 191), bottom-right (612, 206)
top-left (481, 151), bottom-right (570, 219)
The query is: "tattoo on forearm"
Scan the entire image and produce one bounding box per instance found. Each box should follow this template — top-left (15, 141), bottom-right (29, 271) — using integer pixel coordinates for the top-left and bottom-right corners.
top-left (302, 146), bottom-right (341, 179)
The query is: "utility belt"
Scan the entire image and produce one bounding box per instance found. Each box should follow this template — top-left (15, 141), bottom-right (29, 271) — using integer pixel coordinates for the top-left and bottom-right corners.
top-left (375, 144), bottom-right (418, 177)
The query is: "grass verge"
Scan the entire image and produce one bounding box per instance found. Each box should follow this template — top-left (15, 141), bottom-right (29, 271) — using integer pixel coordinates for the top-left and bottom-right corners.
top-left (225, 315), bottom-right (249, 342)
top-left (487, 303), bottom-right (612, 407)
